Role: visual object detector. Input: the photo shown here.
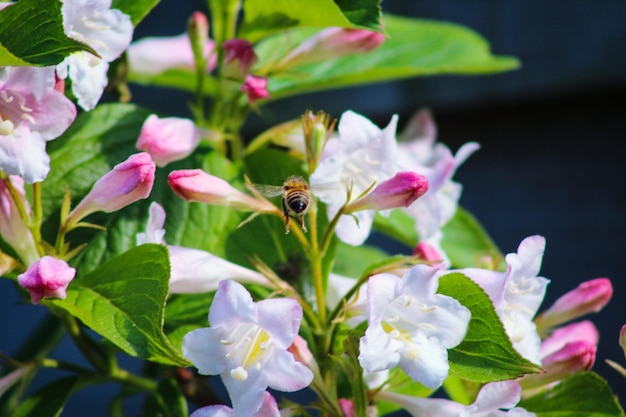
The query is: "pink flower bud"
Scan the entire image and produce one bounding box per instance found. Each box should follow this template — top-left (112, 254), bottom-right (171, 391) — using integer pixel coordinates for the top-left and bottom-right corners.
top-left (168, 169), bottom-right (275, 212)
top-left (0, 176), bottom-right (39, 265)
top-left (240, 75), bottom-right (270, 104)
top-left (278, 27), bottom-right (384, 69)
top-left (222, 39), bottom-right (258, 79)
top-left (17, 256), bottom-right (76, 303)
top-left (338, 399), bottom-right (356, 417)
top-left (287, 335), bottom-right (320, 375)
top-left (136, 115), bottom-right (201, 167)
top-left (345, 171), bottom-right (429, 213)
top-left (413, 242), bottom-right (442, 262)
top-left (68, 153), bottom-right (156, 224)
top-left (535, 278), bottom-right (613, 330)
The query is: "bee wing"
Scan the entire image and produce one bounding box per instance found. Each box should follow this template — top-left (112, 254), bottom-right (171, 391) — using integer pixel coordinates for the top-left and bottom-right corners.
top-left (251, 184), bottom-right (284, 198)
top-left (310, 182), bottom-right (346, 201)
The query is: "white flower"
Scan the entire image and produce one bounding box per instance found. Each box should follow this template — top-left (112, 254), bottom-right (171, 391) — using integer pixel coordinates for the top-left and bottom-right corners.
top-left (310, 111), bottom-right (398, 245)
top-left (359, 264), bottom-right (470, 388)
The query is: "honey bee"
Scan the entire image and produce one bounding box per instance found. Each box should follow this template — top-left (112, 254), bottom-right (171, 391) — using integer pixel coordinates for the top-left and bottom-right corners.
top-left (253, 175), bottom-right (343, 234)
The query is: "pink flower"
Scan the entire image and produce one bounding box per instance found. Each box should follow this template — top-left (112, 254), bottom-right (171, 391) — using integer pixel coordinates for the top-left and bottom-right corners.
top-left (18, 256), bottom-right (76, 304)
top-left (338, 399), bottom-right (356, 417)
top-left (278, 27), bottom-right (384, 69)
top-left (535, 278), bottom-right (613, 331)
top-left (240, 75), bottom-right (270, 104)
top-left (222, 39), bottom-right (258, 79)
top-left (168, 169), bottom-right (275, 212)
top-left (136, 115), bottom-right (201, 167)
top-left (0, 176), bottom-right (39, 265)
top-left (287, 335), bottom-right (320, 376)
top-left (127, 33), bottom-right (216, 75)
top-left (413, 242), bottom-right (443, 262)
top-left (344, 171), bottom-right (428, 213)
top-left (67, 153), bottom-right (156, 226)
top-left (190, 391), bottom-right (280, 417)
top-left (0, 66), bottom-right (76, 183)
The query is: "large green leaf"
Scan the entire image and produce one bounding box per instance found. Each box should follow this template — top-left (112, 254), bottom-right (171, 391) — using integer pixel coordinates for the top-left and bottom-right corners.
top-left (164, 292), bottom-right (215, 351)
top-left (520, 373), bottom-right (625, 417)
top-left (51, 244), bottom-right (188, 366)
top-left (12, 376), bottom-right (78, 417)
top-left (255, 14), bottom-right (519, 100)
top-left (241, 0), bottom-right (382, 41)
top-left (111, 0), bottom-right (160, 26)
top-left (439, 273), bottom-right (542, 382)
top-left (441, 207), bottom-right (504, 269)
top-left (0, 0), bottom-right (95, 66)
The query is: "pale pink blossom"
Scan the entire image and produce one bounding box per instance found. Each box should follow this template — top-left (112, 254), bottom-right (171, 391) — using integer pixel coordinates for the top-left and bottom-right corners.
top-left (458, 236), bottom-right (549, 365)
top-left (359, 264), bottom-right (470, 389)
top-left (127, 33), bottom-right (216, 75)
top-left (0, 176), bottom-right (39, 265)
top-left (397, 108), bottom-right (480, 255)
top-left (310, 111), bottom-right (398, 245)
top-left (345, 171), bottom-right (428, 213)
top-left (183, 280), bottom-right (312, 416)
top-left (241, 75), bottom-right (270, 104)
top-left (222, 39), bottom-right (258, 79)
top-left (57, 0), bottom-right (133, 110)
top-left (0, 66), bottom-right (76, 183)
top-left (190, 391), bottom-right (280, 417)
top-left (17, 256), bottom-right (76, 304)
top-left (378, 380), bottom-right (536, 417)
top-left (168, 169), bottom-right (275, 212)
top-left (278, 27), bottom-right (384, 69)
top-left (136, 202), bottom-right (274, 293)
top-left (67, 153), bottom-right (155, 225)
top-left (136, 115), bottom-right (201, 167)
top-left (535, 278), bottom-right (612, 331)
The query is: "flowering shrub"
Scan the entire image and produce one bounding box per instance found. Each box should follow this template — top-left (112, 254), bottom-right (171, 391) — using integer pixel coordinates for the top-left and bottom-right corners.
top-left (0, 1), bottom-right (624, 416)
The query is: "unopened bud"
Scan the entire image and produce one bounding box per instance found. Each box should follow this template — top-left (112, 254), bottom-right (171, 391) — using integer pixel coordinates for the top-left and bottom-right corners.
top-left (187, 11), bottom-right (209, 67)
top-left (240, 75), bottom-right (270, 104)
top-left (136, 115), bottom-right (201, 167)
top-left (412, 242), bottom-right (442, 262)
top-left (222, 39), bottom-right (258, 79)
top-left (18, 256), bottom-right (76, 303)
top-left (345, 171), bottom-right (429, 213)
top-left (67, 153), bottom-right (156, 227)
top-left (168, 169), bottom-right (275, 212)
top-left (0, 176), bottom-right (39, 265)
top-left (535, 278), bottom-right (613, 330)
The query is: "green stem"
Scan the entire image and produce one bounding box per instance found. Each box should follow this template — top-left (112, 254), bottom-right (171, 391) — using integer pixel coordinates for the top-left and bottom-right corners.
top-left (58, 313), bottom-right (108, 373)
top-left (307, 201), bottom-right (326, 324)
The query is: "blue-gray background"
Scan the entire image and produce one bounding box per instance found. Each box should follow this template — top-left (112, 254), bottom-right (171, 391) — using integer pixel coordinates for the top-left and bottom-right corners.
top-left (1, 1), bottom-right (625, 415)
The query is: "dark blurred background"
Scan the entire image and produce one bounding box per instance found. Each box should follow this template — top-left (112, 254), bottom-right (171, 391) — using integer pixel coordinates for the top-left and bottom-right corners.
top-left (2, 0), bottom-right (625, 414)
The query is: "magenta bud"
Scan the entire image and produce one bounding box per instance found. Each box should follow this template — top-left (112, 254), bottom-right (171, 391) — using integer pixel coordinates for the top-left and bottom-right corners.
top-left (68, 153), bottom-right (156, 225)
top-left (535, 278), bottom-right (613, 330)
top-left (136, 115), bottom-right (201, 167)
top-left (345, 171), bottom-right (429, 213)
top-left (222, 39), bottom-right (258, 79)
top-left (413, 242), bottom-right (443, 262)
top-left (168, 169), bottom-right (275, 212)
top-left (240, 75), bottom-right (270, 104)
top-left (17, 256), bottom-right (76, 303)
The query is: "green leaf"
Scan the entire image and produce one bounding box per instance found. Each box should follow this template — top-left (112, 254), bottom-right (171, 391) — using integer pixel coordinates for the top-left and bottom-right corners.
top-left (142, 378), bottom-right (188, 417)
top-left (332, 241), bottom-right (389, 279)
top-left (12, 376), bottom-right (78, 417)
top-left (111, 0), bottom-right (160, 26)
top-left (373, 210), bottom-right (418, 248)
top-left (255, 14), bottom-right (519, 100)
top-left (51, 244), bottom-right (188, 366)
top-left (439, 273), bottom-right (542, 382)
top-left (519, 373), bottom-right (626, 417)
top-left (240, 0), bottom-right (381, 41)
top-left (0, 0), bottom-right (95, 66)
top-left (164, 292), bottom-right (214, 351)
top-left (440, 207), bottom-right (504, 269)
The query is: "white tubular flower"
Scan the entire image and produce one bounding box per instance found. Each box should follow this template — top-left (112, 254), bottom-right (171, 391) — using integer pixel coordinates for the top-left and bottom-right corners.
top-left (359, 264), bottom-right (470, 389)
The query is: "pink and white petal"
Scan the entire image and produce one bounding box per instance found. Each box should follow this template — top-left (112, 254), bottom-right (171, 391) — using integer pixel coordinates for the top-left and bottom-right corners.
top-left (400, 264), bottom-right (440, 299)
top-left (136, 201), bottom-right (166, 245)
top-left (222, 369), bottom-right (267, 417)
top-left (127, 34), bottom-right (197, 74)
top-left (209, 280), bottom-right (257, 326)
top-left (367, 273), bottom-right (400, 321)
top-left (472, 380), bottom-right (521, 411)
top-left (2, 66), bottom-right (55, 100)
top-left (67, 53), bottom-right (109, 111)
top-left (0, 128), bottom-right (50, 183)
top-left (359, 325), bottom-right (401, 373)
top-left (190, 405), bottom-right (234, 417)
top-left (459, 268), bottom-right (506, 306)
top-left (398, 334), bottom-right (449, 389)
top-left (256, 298), bottom-right (302, 349)
top-left (377, 391), bottom-right (463, 417)
top-left (335, 209), bottom-right (374, 246)
top-left (423, 294), bottom-right (471, 347)
top-left (264, 350), bottom-right (313, 392)
top-left (182, 327), bottom-right (228, 375)
top-left (29, 88), bottom-right (77, 141)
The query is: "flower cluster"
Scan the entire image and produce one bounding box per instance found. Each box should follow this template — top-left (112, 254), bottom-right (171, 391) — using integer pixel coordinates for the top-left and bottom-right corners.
top-left (0, 1), bottom-right (622, 417)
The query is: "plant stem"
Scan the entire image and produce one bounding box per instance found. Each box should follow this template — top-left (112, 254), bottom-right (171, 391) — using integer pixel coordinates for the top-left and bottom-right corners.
top-left (307, 201), bottom-right (327, 324)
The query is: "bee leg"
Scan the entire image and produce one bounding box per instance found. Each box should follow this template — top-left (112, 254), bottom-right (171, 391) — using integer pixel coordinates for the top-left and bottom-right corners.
top-left (282, 199), bottom-right (291, 234)
top-left (297, 215), bottom-right (307, 233)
